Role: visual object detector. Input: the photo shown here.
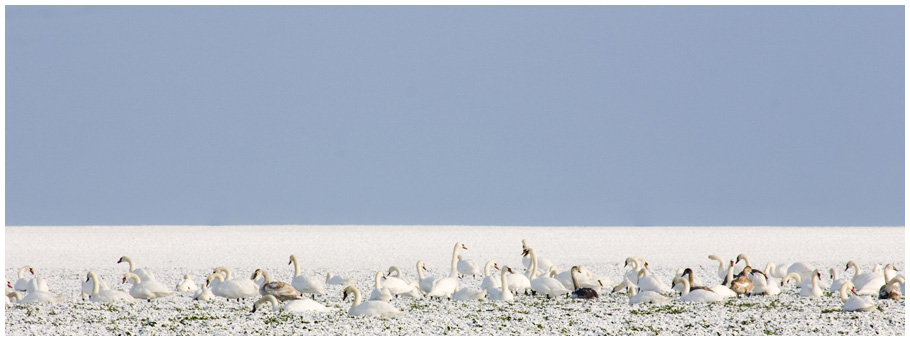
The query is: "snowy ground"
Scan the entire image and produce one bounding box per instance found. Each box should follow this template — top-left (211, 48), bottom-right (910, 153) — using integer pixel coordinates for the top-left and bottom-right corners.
top-left (5, 225), bottom-right (905, 336)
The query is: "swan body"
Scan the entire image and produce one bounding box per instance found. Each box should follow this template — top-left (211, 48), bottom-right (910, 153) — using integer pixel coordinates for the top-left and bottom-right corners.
top-left (526, 248), bottom-right (570, 298)
top-left (175, 274), bottom-right (198, 292)
top-left (453, 287), bottom-right (487, 301)
top-left (796, 271), bottom-right (822, 297)
top-left (709, 265), bottom-right (737, 298)
top-left (555, 265), bottom-right (593, 290)
top-left (846, 261), bottom-right (886, 296)
top-left (786, 262), bottom-right (814, 280)
top-left (14, 266), bottom-right (34, 291)
top-left (829, 268), bottom-right (850, 294)
top-left (325, 273), bottom-right (353, 286)
top-left (625, 279), bottom-right (670, 305)
top-left (369, 271), bottom-right (393, 302)
top-left (673, 277), bottom-right (722, 303)
top-left (624, 257), bottom-right (647, 283)
top-left (193, 284), bottom-right (215, 301)
top-left (253, 294), bottom-right (334, 313)
top-left (749, 270), bottom-right (779, 296)
top-left (123, 273), bottom-right (173, 300)
top-left (387, 266), bottom-right (424, 297)
top-left (636, 268), bottom-right (671, 294)
top-left (252, 269), bottom-right (301, 301)
top-left (457, 255), bottom-right (482, 278)
top-left (7, 291), bottom-right (23, 305)
top-left (343, 286), bottom-right (405, 318)
top-left (20, 279), bottom-right (64, 304)
top-left (289, 255), bottom-right (326, 297)
top-left (570, 266), bottom-right (599, 300)
top-left (210, 269), bottom-right (259, 300)
top-left (507, 272), bottom-right (531, 294)
top-left (86, 271), bottom-right (134, 303)
top-left (416, 261), bottom-right (435, 294)
top-left (839, 282), bottom-right (874, 312)
top-left (118, 256), bottom-right (157, 282)
top-left (488, 266), bottom-right (515, 301)
top-left (380, 268), bottom-right (413, 296)
top-left (764, 262), bottom-right (790, 279)
top-left (521, 239), bottom-right (553, 272)
top-left (730, 266), bottom-right (754, 296)
top-left (480, 261), bottom-right (501, 290)
top-left (427, 243), bottom-right (467, 298)
top-left (82, 272), bottom-right (110, 300)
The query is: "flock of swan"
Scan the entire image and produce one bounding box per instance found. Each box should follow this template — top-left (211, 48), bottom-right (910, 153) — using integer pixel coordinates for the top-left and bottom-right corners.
top-left (5, 240), bottom-right (905, 319)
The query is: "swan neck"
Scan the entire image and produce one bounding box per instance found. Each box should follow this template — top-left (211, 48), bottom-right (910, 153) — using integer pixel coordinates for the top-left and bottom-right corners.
top-left (260, 270), bottom-right (270, 284)
top-left (570, 267), bottom-right (580, 290)
top-left (682, 279), bottom-right (690, 296)
top-left (291, 255), bottom-right (301, 276)
top-left (374, 272), bottom-right (383, 289)
top-left (123, 257), bottom-right (136, 271)
top-left (18, 267), bottom-right (27, 278)
top-left (416, 263), bottom-right (425, 281)
top-left (483, 262), bottom-right (493, 276)
top-left (500, 268), bottom-right (509, 289)
top-left (449, 244), bottom-right (460, 278)
top-left (839, 284), bottom-right (850, 302)
top-left (529, 249), bottom-right (538, 279)
top-left (89, 272), bottom-right (100, 295)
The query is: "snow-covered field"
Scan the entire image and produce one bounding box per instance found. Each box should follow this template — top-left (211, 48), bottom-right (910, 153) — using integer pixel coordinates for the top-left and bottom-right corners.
top-left (5, 225), bottom-right (905, 336)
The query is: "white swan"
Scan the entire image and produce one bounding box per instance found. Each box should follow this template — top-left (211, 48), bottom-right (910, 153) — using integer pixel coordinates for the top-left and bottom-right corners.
top-left (252, 294), bottom-right (334, 313)
top-left (123, 273), bottom-right (173, 301)
top-left (786, 262), bottom-right (814, 280)
top-left (673, 277), bottom-right (722, 303)
top-left (252, 268), bottom-right (301, 302)
top-left (480, 261), bottom-right (501, 290)
top-left (289, 254), bottom-right (325, 298)
top-left (369, 271), bottom-right (392, 302)
top-left (415, 260), bottom-right (435, 294)
top-left (457, 255), bottom-right (482, 279)
top-left (387, 266), bottom-right (424, 297)
top-left (117, 256), bottom-right (156, 282)
top-left (7, 291), bottom-right (23, 305)
top-left (733, 253), bottom-right (751, 275)
top-left (343, 285), bottom-right (405, 318)
top-left (488, 266), bottom-right (515, 301)
top-left (624, 279), bottom-right (670, 305)
top-left (878, 274), bottom-right (904, 300)
top-left (748, 269), bottom-right (779, 296)
top-left (708, 255), bottom-right (728, 281)
top-left (453, 287), bottom-right (488, 301)
top-left (636, 268), bottom-right (671, 294)
top-left (784, 270), bottom-right (822, 297)
top-left (709, 265), bottom-right (737, 299)
top-left (211, 268), bottom-right (259, 301)
top-left (764, 262), bottom-right (790, 279)
top-left (86, 271), bottom-right (134, 303)
top-left (380, 266), bottom-right (413, 296)
top-left (521, 239), bottom-right (554, 273)
top-left (527, 248), bottom-right (570, 298)
top-left (555, 265), bottom-right (591, 290)
top-left (13, 266), bottom-right (34, 291)
top-left (839, 282), bottom-right (874, 312)
top-left (829, 268), bottom-right (850, 294)
top-left (175, 274), bottom-right (198, 292)
top-left (426, 242), bottom-right (466, 298)
top-left (624, 257), bottom-right (647, 283)
top-left (845, 261), bottom-right (886, 296)
top-left (17, 278), bottom-right (62, 304)
top-left (193, 274), bottom-right (218, 301)
top-left (82, 270), bottom-right (111, 300)
top-left (570, 266), bottom-right (599, 300)
top-left (325, 273), bottom-right (354, 286)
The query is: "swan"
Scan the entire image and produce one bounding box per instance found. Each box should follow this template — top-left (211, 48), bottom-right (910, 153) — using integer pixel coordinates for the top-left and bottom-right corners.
top-left (5, 280), bottom-right (13, 296)
top-left (733, 254), bottom-right (751, 275)
top-left (480, 261), bottom-right (501, 290)
top-left (671, 268), bottom-right (686, 293)
top-left (252, 294), bottom-right (334, 313)
top-left (81, 270), bottom-right (111, 300)
top-left (673, 277), bottom-right (722, 303)
top-left (117, 256), bottom-right (156, 281)
top-left (784, 270), bottom-right (822, 297)
top-left (488, 266), bottom-right (516, 301)
top-left (878, 275), bottom-right (904, 300)
top-left (709, 265), bottom-right (737, 299)
top-left (252, 269), bottom-right (301, 302)
top-left (624, 257), bottom-right (647, 283)
top-left (325, 273), bottom-right (354, 286)
top-left (453, 287), bottom-right (488, 301)
top-left (193, 274), bottom-right (218, 301)
top-left (175, 274), bottom-right (198, 292)
top-left (883, 264), bottom-right (899, 281)
top-left (829, 268), bottom-right (850, 294)
top-left (748, 269), bottom-right (779, 296)
top-left (839, 282), bottom-right (874, 312)
top-left (624, 279), bottom-right (670, 305)
top-left (764, 262), bottom-right (790, 279)
top-left (289, 254), bottom-right (326, 298)
top-left (636, 268), bottom-right (671, 294)
top-left (387, 266), bottom-right (424, 297)
top-left (369, 271), bottom-right (392, 302)
top-left (521, 239), bottom-right (554, 273)
top-left (457, 255), bottom-right (482, 279)
top-left (677, 268), bottom-right (709, 295)
top-left (343, 285), bottom-right (405, 318)
top-left (708, 255), bottom-right (728, 281)
top-left (845, 261), bottom-right (886, 296)
top-left (210, 268), bottom-right (259, 301)
top-left (786, 262), bottom-right (814, 280)
top-left (527, 248), bottom-right (570, 299)
top-left (13, 266), bottom-right (34, 291)
top-left (7, 291), bottom-right (23, 305)
top-left (122, 273), bottom-right (173, 301)
top-left (426, 242), bottom-right (467, 299)
top-left (555, 265), bottom-right (592, 290)
top-left (730, 266), bottom-right (754, 296)
top-left (415, 260), bottom-right (435, 294)
top-left (86, 271), bottom-right (134, 303)
top-left (19, 278), bottom-right (64, 304)
top-left (570, 266), bottom-right (599, 300)
top-left (380, 267), bottom-right (413, 296)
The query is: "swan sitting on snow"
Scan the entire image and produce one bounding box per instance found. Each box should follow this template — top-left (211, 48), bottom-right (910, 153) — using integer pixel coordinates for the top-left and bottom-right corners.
top-left (480, 261), bottom-right (501, 291)
top-left (829, 268), bottom-right (850, 294)
top-left (343, 285), bottom-right (405, 318)
top-left (289, 254), bottom-right (326, 299)
top-left (879, 275), bottom-right (904, 300)
top-left (252, 294), bottom-right (333, 313)
top-left (673, 277), bottom-right (722, 303)
top-left (82, 271), bottom-right (111, 301)
top-left (210, 268), bottom-right (259, 301)
top-left (123, 273), bottom-right (173, 301)
top-left (86, 271), bottom-right (134, 303)
top-left (18, 278), bottom-right (63, 304)
top-left (636, 268), bottom-right (671, 294)
top-left (488, 266), bottom-right (516, 301)
top-left (623, 278), bottom-right (670, 305)
top-left (783, 270), bottom-right (822, 297)
top-left (839, 282), bottom-right (874, 312)
top-left (386, 266), bottom-right (424, 298)
top-left (369, 271), bottom-right (392, 302)
top-left (117, 256), bottom-right (157, 282)
top-left (13, 266), bottom-right (35, 292)
top-left (175, 274), bottom-right (198, 292)
top-left (325, 273), bottom-right (354, 287)
top-left (453, 286), bottom-right (488, 301)
top-left (845, 261), bottom-right (886, 296)
top-left (252, 269), bottom-right (301, 302)
top-left (426, 242), bottom-right (467, 299)
top-left (193, 274), bottom-right (218, 301)
top-left (570, 266), bottom-right (599, 300)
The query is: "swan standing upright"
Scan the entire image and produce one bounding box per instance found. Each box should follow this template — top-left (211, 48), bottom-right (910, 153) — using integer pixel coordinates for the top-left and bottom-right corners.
top-left (426, 242), bottom-right (467, 299)
top-left (343, 285), bottom-right (405, 318)
top-left (415, 260), bottom-right (434, 295)
top-left (289, 254), bottom-right (326, 299)
top-left (369, 271), bottom-right (392, 302)
top-left (829, 268), bottom-right (850, 294)
top-left (488, 266), bottom-right (516, 301)
top-left (526, 248), bottom-right (570, 299)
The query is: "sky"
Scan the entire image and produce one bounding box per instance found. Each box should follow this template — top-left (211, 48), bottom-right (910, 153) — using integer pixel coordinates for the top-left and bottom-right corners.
top-left (4, 6), bottom-right (905, 227)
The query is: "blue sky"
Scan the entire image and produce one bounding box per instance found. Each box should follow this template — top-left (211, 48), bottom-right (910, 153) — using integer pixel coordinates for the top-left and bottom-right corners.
top-left (5, 6), bottom-right (904, 226)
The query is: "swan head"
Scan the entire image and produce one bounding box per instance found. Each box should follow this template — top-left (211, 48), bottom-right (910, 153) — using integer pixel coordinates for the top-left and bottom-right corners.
top-left (521, 249), bottom-right (529, 257)
top-left (122, 273), bottom-right (140, 285)
top-left (682, 268), bottom-right (692, 276)
top-left (845, 261), bottom-right (857, 271)
top-left (885, 264), bottom-right (898, 272)
top-left (735, 254), bottom-right (747, 264)
top-left (288, 255), bottom-right (295, 265)
top-left (637, 268), bottom-right (647, 279)
top-left (6, 280), bottom-right (11, 288)
top-left (458, 242), bottom-right (468, 250)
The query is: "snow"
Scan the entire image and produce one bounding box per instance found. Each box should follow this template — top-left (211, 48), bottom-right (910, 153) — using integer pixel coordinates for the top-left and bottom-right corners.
top-left (5, 225), bottom-right (905, 335)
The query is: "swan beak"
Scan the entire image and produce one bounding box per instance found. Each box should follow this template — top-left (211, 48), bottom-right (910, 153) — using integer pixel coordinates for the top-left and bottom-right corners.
top-left (851, 288), bottom-right (858, 295)
top-left (342, 292), bottom-right (349, 301)
top-left (644, 262), bottom-right (649, 270)
top-left (462, 245), bottom-right (468, 250)
top-left (494, 264), bottom-right (500, 270)
top-left (287, 260), bottom-right (292, 265)
top-left (29, 268), bottom-right (35, 275)
top-left (521, 250), bottom-right (529, 257)
top-left (121, 277), bottom-right (127, 284)
top-left (117, 257), bottom-right (123, 263)
top-left (422, 266), bottom-right (427, 271)
top-left (507, 267), bottom-right (514, 274)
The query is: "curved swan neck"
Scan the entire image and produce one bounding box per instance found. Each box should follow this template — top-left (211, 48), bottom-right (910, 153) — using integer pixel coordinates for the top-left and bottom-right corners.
top-left (290, 255), bottom-right (301, 276)
top-left (763, 263), bottom-right (773, 275)
top-left (528, 248), bottom-right (539, 279)
top-left (483, 261), bottom-right (495, 276)
top-left (449, 243), bottom-right (462, 278)
top-left (416, 262), bottom-right (425, 281)
top-left (725, 266), bottom-right (735, 285)
top-left (830, 268), bottom-right (838, 280)
top-left (18, 266), bottom-right (29, 279)
top-left (674, 277), bottom-right (690, 296)
top-left (570, 266), bottom-right (581, 290)
top-left (839, 282), bottom-right (852, 302)
top-left (88, 272), bottom-right (100, 295)
top-left (120, 256), bottom-right (136, 271)
top-left (259, 269), bottom-right (270, 283)
top-left (206, 273), bottom-right (224, 287)
top-left (500, 267), bottom-right (510, 289)
top-left (345, 286), bottom-right (362, 309)
top-left (847, 261), bottom-right (860, 277)
top-left (374, 271), bottom-right (383, 289)
top-left (125, 273), bottom-right (141, 285)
